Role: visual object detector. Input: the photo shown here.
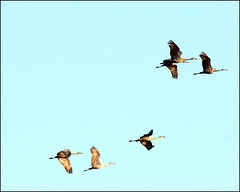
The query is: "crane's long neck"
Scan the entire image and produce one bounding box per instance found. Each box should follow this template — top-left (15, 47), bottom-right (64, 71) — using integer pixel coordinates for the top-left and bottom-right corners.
top-left (71, 152), bottom-right (82, 155)
top-left (71, 153), bottom-right (78, 155)
top-left (183, 57), bottom-right (196, 61)
top-left (129, 139), bottom-right (140, 142)
top-left (213, 69), bottom-right (226, 72)
top-left (150, 136), bottom-right (166, 140)
top-left (101, 163), bottom-right (113, 168)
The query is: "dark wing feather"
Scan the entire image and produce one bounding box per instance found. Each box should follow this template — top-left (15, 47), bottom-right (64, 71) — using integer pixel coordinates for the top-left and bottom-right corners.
top-left (166, 64), bottom-right (178, 79)
top-left (58, 158), bottom-right (72, 173)
top-left (140, 140), bottom-right (154, 150)
top-left (168, 40), bottom-right (181, 62)
top-left (91, 146), bottom-right (101, 167)
top-left (57, 149), bottom-right (71, 158)
top-left (200, 52), bottom-right (212, 72)
top-left (140, 129), bottom-right (153, 139)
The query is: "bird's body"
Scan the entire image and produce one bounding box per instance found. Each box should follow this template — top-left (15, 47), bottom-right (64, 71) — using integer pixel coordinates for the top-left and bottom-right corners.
top-left (129, 129), bottom-right (166, 150)
top-left (168, 40), bottom-right (197, 63)
top-left (194, 52), bottom-right (227, 75)
top-left (156, 40), bottom-right (197, 79)
top-left (49, 149), bottom-right (83, 173)
top-left (83, 146), bottom-right (115, 172)
top-left (156, 59), bottom-right (178, 79)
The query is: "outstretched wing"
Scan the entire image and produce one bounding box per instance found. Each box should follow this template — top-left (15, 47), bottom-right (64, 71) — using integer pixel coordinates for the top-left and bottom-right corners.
top-left (168, 40), bottom-right (181, 62)
top-left (200, 52), bottom-right (212, 72)
top-left (166, 64), bottom-right (178, 79)
top-left (140, 140), bottom-right (155, 150)
top-left (140, 129), bottom-right (153, 139)
top-left (58, 158), bottom-right (72, 173)
top-left (91, 146), bottom-right (101, 167)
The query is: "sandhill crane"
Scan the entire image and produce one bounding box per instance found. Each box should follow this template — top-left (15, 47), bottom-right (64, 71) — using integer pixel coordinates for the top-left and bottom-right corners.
top-left (168, 40), bottom-right (197, 63)
top-left (156, 40), bottom-right (197, 78)
top-left (83, 146), bottom-right (115, 172)
top-left (129, 129), bottom-right (166, 150)
top-left (49, 149), bottom-right (83, 173)
top-left (156, 59), bottom-right (178, 79)
top-left (194, 51), bottom-right (227, 75)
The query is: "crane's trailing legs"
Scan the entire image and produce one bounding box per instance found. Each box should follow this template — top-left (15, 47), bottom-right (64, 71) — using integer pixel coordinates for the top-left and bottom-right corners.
top-left (182, 57), bottom-right (198, 63)
top-left (84, 162), bottom-right (115, 172)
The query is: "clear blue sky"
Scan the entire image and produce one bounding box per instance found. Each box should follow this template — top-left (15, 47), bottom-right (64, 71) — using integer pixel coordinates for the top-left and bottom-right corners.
top-left (1, 1), bottom-right (239, 191)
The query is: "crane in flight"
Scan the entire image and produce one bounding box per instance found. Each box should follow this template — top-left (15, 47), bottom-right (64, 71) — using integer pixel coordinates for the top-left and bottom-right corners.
top-left (49, 149), bottom-right (83, 173)
top-left (129, 129), bottom-right (166, 150)
top-left (194, 51), bottom-right (227, 75)
top-left (168, 40), bottom-right (197, 63)
top-left (156, 40), bottom-right (197, 78)
top-left (156, 59), bottom-right (178, 79)
top-left (83, 146), bottom-right (115, 172)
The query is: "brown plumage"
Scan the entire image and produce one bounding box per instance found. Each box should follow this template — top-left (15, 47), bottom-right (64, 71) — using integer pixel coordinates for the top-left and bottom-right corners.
top-left (156, 40), bottom-right (197, 79)
top-left (168, 40), bottom-right (197, 63)
top-left (49, 149), bottom-right (83, 173)
top-left (194, 52), bottom-right (227, 75)
top-left (129, 129), bottom-right (166, 150)
top-left (156, 59), bottom-right (178, 79)
top-left (83, 146), bottom-right (115, 172)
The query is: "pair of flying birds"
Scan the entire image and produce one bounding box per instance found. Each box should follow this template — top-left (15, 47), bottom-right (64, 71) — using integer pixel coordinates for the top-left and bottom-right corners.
top-left (49, 129), bottom-right (165, 173)
top-left (156, 40), bottom-right (227, 79)
top-left (49, 146), bottom-right (115, 174)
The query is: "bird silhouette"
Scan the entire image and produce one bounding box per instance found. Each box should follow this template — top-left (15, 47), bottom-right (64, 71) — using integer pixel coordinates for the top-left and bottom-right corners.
top-left (156, 40), bottom-right (197, 78)
top-left (49, 149), bottom-right (83, 173)
top-left (83, 146), bottom-right (115, 172)
top-left (156, 59), bottom-right (178, 79)
top-left (168, 40), bottom-right (197, 63)
top-left (194, 51), bottom-right (227, 75)
top-left (129, 129), bottom-right (166, 150)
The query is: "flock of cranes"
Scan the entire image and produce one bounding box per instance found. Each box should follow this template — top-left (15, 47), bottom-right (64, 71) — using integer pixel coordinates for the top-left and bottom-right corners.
top-left (49, 147), bottom-right (115, 173)
top-left (156, 40), bottom-right (227, 79)
top-left (50, 129), bottom-right (165, 173)
top-left (49, 40), bottom-right (227, 174)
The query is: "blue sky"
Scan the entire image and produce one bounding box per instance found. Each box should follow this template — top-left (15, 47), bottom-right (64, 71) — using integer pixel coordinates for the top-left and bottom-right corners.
top-left (1, 1), bottom-right (239, 191)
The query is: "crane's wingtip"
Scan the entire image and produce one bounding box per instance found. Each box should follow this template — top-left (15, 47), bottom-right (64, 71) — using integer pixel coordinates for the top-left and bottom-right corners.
top-left (67, 168), bottom-right (73, 174)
